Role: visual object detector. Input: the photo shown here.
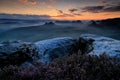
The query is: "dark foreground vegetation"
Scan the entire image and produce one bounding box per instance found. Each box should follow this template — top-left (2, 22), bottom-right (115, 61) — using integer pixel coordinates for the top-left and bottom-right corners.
top-left (0, 51), bottom-right (120, 80)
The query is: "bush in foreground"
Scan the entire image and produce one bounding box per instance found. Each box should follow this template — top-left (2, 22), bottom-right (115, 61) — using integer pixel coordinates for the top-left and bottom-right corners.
top-left (0, 52), bottom-right (120, 80)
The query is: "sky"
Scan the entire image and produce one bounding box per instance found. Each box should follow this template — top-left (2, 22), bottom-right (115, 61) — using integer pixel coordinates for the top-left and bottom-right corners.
top-left (0, 0), bottom-right (120, 20)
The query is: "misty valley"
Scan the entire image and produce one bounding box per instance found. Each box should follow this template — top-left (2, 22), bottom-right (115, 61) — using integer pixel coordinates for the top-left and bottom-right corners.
top-left (0, 18), bottom-right (120, 42)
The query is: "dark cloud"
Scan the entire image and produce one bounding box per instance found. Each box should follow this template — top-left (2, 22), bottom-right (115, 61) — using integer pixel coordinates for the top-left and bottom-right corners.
top-left (53, 14), bottom-right (74, 17)
top-left (68, 3), bottom-right (120, 15)
top-left (82, 6), bottom-right (104, 13)
top-left (57, 10), bottom-right (63, 14)
top-left (68, 8), bottom-right (81, 16)
top-left (81, 3), bottom-right (120, 13)
top-left (73, 13), bottom-right (81, 16)
top-left (44, 7), bottom-right (74, 17)
top-left (104, 5), bottom-right (120, 12)
top-left (61, 13), bottom-right (81, 17)
top-left (69, 8), bottom-right (78, 13)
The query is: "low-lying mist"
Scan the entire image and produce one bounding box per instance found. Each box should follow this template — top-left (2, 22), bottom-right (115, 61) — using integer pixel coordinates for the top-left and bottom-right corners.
top-left (0, 19), bottom-right (120, 42)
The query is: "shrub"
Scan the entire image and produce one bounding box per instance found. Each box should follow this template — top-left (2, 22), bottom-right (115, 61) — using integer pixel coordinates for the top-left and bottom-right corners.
top-left (0, 52), bottom-right (120, 80)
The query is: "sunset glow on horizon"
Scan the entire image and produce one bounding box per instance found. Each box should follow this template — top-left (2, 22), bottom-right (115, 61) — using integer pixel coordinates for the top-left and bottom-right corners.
top-left (0, 0), bottom-right (120, 20)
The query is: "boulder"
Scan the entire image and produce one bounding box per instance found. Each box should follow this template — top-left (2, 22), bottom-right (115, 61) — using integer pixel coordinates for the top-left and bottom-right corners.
top-left (35, 37), bottom-right (94, 64)
top-left (0, 41), bottom-right (39, 67)
top-left (81, 34), bottom-right (120, 58)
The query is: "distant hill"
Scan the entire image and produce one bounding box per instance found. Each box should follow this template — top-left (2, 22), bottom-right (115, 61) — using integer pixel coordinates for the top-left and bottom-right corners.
top-left (89, 18), bottom-right (120, 28)
top-left (99, 18), bottom-right (120, 27)
top-left (55, 20), bottom-right (82, 23)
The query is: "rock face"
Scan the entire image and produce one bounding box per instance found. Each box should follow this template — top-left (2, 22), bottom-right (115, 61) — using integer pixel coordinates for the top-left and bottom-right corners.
top-left (81, 34), bottom-right (120, 58)
top-left (35, 37), bottom-right (94, 64)
top-left (0, 41), bottom-right (39, 67)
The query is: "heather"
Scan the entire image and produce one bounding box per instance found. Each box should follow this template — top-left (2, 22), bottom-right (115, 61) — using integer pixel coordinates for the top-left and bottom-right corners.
top-left (0, 52), bottom-right (120, 80)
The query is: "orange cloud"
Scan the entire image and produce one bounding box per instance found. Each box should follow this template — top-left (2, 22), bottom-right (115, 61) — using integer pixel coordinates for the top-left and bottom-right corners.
top-left (39, 2), bottom-right (53, 8)
top-left (46, 5), bottom-right (66, 15)
top-left (99, 0), bottom-right (107, 4)
top-left (39, 2), bottom-right (46, 5)
top-left (29, 1), bottom-right (36, 5)
top-left (47, 5), bottom-right (56, 9)
top-left (19, 0), bottom-right (28, 3)
top-left (19, 0), bottom-right (37, 5)
top-left (49, 0), bottom-right (56, 2)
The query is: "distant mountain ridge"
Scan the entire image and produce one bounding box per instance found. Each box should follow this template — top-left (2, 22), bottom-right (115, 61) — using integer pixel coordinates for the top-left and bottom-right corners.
top-left (99, 18), bottom-right (120, 27)
top-left (89, 18), bottom-right (120, 27)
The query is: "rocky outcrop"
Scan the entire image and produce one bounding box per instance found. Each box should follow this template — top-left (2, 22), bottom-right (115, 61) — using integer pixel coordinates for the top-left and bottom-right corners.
top-left (71, 20), bottom-right (82, 23)
top-left (35, 37), bottom-right (76, 64)
top-left (55, 20), bottom-right (71, 23)
top-left (89, 20), bottom-right (98, 26)
top-left (35, 37), bottom-right (94, 64)
top-left (81, 34), bottom-right (120, 58)
top-left (44, 22), bottom-right (55, 25)
top-left (0, 37), bottom-right (94, 67)
top-left (0, 41), bottom-right (39, 67)
top-left (0, 34), bottom-right (120, 67)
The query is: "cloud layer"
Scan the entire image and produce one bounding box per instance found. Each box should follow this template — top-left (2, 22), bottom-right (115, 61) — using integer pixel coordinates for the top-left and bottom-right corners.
top-left (68, 3), bottom-right (120, 14)
top-left (82, 4), bottom-right (120, 13)
top-left (0, 0), bottom-right (119, 20)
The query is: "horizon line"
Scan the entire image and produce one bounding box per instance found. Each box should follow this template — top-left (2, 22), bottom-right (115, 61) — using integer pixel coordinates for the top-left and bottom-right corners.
top-left (0, 13), bottom-right (120, 21)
